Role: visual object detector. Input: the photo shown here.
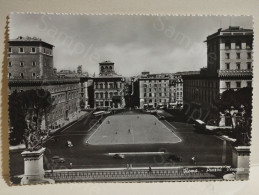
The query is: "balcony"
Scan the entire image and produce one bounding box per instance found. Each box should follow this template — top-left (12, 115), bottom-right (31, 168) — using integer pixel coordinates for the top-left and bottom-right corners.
top-left (218, 69), bottom-right (252, 78)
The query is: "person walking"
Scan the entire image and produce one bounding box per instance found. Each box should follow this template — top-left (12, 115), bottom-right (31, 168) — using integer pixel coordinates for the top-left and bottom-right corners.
top-left (191, 156), bottom-right (196, 165)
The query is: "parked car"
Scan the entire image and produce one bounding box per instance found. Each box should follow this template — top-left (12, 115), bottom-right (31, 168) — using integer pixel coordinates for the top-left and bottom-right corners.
top-left (158, 115), bottom-right (165, 120)
top-left (52, 156), bottom-right (65, 163)
top-left (166, 154), bottom-right (182, 162)
top-left (66, 140), bottom-right (73, 147)
top-left (193, 119), bottom-right (206, 131)
top-left (113, 154), bottom-right (125, 159)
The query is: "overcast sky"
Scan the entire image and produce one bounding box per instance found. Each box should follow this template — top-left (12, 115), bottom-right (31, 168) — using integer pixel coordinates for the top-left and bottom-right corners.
top-left (10, 14), bottom-right (253, 77)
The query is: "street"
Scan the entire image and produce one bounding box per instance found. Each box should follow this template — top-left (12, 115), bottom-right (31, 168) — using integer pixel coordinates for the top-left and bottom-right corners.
top-left (10, 109), bottom-right (232, 177)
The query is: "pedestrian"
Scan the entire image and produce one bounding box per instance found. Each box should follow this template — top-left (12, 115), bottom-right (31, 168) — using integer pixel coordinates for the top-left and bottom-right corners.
top-left (191, 156), bottom-right (196, 165)
top-left (69, 162), bottom-right (73, 169)
top-left (128, 129), bottom-right (131, 133)
top-left (149, 165), bottom-right (152, 172)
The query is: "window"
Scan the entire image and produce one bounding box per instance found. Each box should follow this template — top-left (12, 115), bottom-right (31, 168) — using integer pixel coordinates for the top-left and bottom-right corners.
top-left (225, 53), bottom-right (230, 59)
top-left (144, 93), bottom-right (146, 97)
top-left (226, 82), bottom-right (231, 89)
top-left (20, 73), bottom-right (24, 78)
top-left (95, 93), bottom-right (99, 99)
top-left (149, 93), bottom-right (152, 97)
top-left (32, 73), bottom-right (36, 77)
top-left (236, 82), bottom-right (241, 88)
top-left (236, 53), bottom-right (240, 59)
top-left (19, 48), bottom-right (24, 53)
top-left (20, 62), bottom-right (24, 67)
top-left (247, 62), bottom-right (252, 70)
top-left (8, 47), bottom-right (12, 53)
top-left (8, 73), bottom-right (11, 78)
top-left (236, 41), bottom-right (241, 49)
top-left (8, 61), bottom-right (12, 67)
top-left (31, 48), bottom-right (36, 53)
top-left (226, 63), bottom-right (230, 70)
top-left (247, 81), bottom-right (252, 88)
top-left (43, 48), bottom-right (46, 53)
top-left (246, 41), bottom-right (252, 49)
top-left (247, 52), bottom-right (251, 59)
top-left (236, 63), bottom-right (240, 70)
top-left (225, 41), bottom-right (231, 49)
top-left (32, 61), bottom-right (36, 66)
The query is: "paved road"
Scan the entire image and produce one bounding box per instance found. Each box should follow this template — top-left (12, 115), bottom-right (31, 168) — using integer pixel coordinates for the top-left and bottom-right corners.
top-left (10, 109), bottom-right (232, 177)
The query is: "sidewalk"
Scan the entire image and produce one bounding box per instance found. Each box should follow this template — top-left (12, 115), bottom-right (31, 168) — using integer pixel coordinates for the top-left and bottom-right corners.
top-left (49, 111), bottom-right (90, 134)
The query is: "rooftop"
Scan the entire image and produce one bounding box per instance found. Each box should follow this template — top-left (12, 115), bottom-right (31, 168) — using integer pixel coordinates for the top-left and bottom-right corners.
top-left (9, 36), bottom-right (54, 47)
top-left (206, 26), bottom-right (253, 42)
top-left (99, 61), bottom-right (114, 64)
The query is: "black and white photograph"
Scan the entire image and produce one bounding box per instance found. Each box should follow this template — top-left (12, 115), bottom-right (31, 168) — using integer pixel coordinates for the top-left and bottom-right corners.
top-left (8, 13), bottom-right (253, 184)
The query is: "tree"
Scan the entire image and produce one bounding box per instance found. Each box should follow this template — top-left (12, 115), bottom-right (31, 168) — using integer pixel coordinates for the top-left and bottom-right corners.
top-left (214, 87), bottom-right (252, 146)
top-left (9, 89), bottom-right (55, 145)
top-left (112, 95), bottom-right (121, 108)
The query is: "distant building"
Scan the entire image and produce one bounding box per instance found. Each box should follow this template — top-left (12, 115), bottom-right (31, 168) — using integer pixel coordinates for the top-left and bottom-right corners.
top-left (91, 61), bottom-right (125, 109)
top-left (182, 26), bottom-right (253, 121)
top-left (8, 36), bottom-right (56, 79)
top-left (8, 36), bottom-right (84, 131)
top-left (133, 73), bottom-right (170, 109)
top-left (169, 73), bottom-right (183, 106)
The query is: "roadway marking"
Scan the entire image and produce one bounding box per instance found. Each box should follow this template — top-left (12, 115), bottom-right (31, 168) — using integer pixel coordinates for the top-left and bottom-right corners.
top-left (85, 117), bottom-right (105, 143)
top-left (153, 116), bottom-right (182, 143)
top-left (164, 120), bottom-right (177, 130)
top-left (108, 152), bottom-right (165, 155)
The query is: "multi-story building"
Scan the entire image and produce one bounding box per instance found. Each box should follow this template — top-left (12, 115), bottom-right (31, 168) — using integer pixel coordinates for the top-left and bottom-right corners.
top-left (8, 36), bottom-right (83, 131)
top-left (92, 61), bottom-right (125, 109)
top-left (206, 26), bottom-right (253, 93)
top-left (169, 73), bottom-right (183, 106)
top-left (8, 36), bottom-right (56, 79)
top-left (9, 79), bottom-right (81, 130)
top-left (182, 26), bottom-right (253, 120)
top-left (134, 72), bottom-right (170, 109)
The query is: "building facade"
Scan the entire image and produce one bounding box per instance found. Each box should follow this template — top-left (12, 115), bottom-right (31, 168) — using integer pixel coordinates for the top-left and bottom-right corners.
top-left (92, 61), bottom-right (125, 109)
top-left (182, 26), bottom-right (253, 121)
top-left (8, 36), bottom-right (82, 131)
top-left (169, 73), bottom-right (183, 106)
top-left (206, 26), bottom-right (253, 94)
top-left (133, 72), bottom-right (169, 109)
top-left (8, 36), bottom-right (56, 79)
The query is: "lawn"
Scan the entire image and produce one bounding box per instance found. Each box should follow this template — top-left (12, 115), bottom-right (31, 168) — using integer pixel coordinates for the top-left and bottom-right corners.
top-left (87, 114), bottom-right (182, 145)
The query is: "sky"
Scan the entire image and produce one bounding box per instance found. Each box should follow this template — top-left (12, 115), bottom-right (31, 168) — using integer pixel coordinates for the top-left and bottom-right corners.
top-left (9, 14), bottom-right (253, 77)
